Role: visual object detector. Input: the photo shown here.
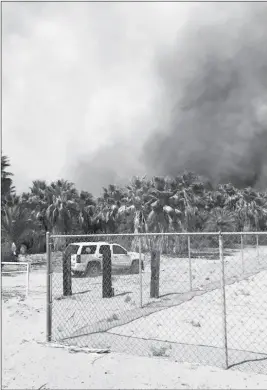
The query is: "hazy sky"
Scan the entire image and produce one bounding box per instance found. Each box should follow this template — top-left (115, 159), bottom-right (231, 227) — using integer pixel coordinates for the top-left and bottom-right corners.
top-left (4, 2), bottom-right (266, 195)
top-left (2, 2), bottom-right (195, 194)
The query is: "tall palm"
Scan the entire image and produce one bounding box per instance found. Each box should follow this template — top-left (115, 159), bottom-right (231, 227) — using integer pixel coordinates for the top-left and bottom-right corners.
top-left (168, 173), bottom-right (209, 232)
top-left (23, 180), bottom-right (51, 232)
top-left (119, 176), bottom-right (151, 233)
top-left (233, 188), bottom-right (267, 246)
top-left (258, 191), bottom-right (267, 231)
top-left (1, 155), bottom-right (15, 202)
top-left (119, 175), bottom-right (183, 237)
top-left (95, 185), bottom-right (125, 234)
top-left (235, 188), bottom-right (261, 231)
top-left (118, 175), bottom-right (179, 298)
top-left (204, 207), bottom-right (237, 232)
top-left (1, 194), bottom-right (35, 251)
top-left (46, 180), bottom-right (78, 235)
top-left (45, 180), bottom-right (78, 297)
top-left (77, 191), bottom-right (96, 234)
top-left (146, 176), bottom-right (182, 234)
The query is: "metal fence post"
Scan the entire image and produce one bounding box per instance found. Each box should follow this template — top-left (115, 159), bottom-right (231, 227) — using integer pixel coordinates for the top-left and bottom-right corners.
top-left (256, 234), bottom-right (259, 266)
top-left (241, 234), bottom-right (244, 274)
top-left (46, 232), bottom-right (52, 342)
top-left (188, 235), bottom-right (192, 291)
top-left (139, 236), bottom-right (143, 308)
top-left (219, 233), bottom-right (229, 370)
top-left (26, 263), bottom-right (30, 297)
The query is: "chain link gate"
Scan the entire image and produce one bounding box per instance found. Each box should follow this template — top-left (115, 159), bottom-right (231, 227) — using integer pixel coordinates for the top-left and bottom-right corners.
top-left (46, 232), bottom-right (267, 374)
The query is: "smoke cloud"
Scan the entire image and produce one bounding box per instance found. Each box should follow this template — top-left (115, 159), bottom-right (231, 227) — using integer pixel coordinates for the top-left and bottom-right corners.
top-left (143, 3), bottom-right (267, 189)
top-left (3, 3), bottom-right (267, 194)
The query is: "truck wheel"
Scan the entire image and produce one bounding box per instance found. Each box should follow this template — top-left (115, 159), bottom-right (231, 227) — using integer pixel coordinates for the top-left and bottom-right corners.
top-left (85, 262), bottom-right (101, 277)
top-left (130, 260), bottom-right (139, 274)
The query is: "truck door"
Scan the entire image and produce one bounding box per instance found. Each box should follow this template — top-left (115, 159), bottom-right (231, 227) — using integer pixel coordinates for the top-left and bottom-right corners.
top-left (112, 244), bottom-right (130, 269)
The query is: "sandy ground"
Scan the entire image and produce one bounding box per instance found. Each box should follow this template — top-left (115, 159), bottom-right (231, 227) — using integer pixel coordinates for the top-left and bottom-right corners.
top-left (109, 271), bottom-right (267, 352)
top-left (2, 245), bottom-right (267, 389)
top-left (47, 245), bottom-right (267, 344)
top-left (2, 270), bottom-right (267, 390)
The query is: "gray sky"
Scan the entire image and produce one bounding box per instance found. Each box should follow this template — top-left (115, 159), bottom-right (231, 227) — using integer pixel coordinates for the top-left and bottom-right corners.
top-left (4, 2), bottom-right (266, 195)
top-left (2, 2), bottom-right (195, 194)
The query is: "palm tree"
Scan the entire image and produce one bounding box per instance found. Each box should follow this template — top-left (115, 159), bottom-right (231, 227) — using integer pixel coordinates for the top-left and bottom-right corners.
top-left (119, 176), bottom-right (150, 233)
top-left (147, 177), bottom-right (179, 232)
top-left (119, 175), bottom-right (185, 246)
top-left (95, 185), bottom-right (125, 234)
top-left (233, 187), bottom-right (267, 244)
top-left (204, 207), bottom-right (237, 232)
top-left (1, 155), bottom-right (15, 203)
top-left (258, 191), bottom-right (267, 231)
top-left (23, 180), bottom-right (51, 233)
top-left (77, 191), bottom-right (96, 234)
top-left (1, 195), bottom-right (35, 259)
top-left (45, 180), bottom-right (78, 297)
top-left (46, 180), bottom-right (78, 236)
top-left (167, 173), bottom-right (212, 233)
top-left (119, 175), bottom-right (181, 298)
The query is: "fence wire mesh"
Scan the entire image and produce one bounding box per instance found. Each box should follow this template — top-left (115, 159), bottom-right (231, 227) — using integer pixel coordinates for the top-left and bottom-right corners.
top-left (48, 232), bottom-right (267, 374)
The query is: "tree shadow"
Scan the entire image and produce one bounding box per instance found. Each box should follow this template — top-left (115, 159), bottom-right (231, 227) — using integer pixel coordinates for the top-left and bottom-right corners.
top-left (72, 289), bottom-right (92, 296)
top-left (114, 291), bottom-right (132, 297)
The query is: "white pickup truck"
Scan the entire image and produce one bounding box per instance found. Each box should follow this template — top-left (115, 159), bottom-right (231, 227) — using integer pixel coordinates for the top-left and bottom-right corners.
top-left (64, 241), bottom-right (145, 277)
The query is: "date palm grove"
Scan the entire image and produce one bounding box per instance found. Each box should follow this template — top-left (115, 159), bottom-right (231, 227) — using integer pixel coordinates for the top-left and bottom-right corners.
top-left (1, 154), bottom-right (267, 259)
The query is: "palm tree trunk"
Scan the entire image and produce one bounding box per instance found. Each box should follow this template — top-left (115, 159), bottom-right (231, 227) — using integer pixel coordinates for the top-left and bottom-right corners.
top-left (52, 226), bottom-right (66, 251)
top-left (243, 218), bottom-right (251, 245)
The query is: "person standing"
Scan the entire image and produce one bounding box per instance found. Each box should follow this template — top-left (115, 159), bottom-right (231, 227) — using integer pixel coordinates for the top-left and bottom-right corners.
top-left (11, 242), bottom-right (18, 262)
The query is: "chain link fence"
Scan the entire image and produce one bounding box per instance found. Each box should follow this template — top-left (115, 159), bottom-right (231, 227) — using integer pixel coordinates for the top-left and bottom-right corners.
top-left (47, 232), bottom-right (267, 374)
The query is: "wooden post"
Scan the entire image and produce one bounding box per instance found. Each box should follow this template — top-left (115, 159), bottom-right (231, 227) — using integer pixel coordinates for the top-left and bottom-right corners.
top-left (102, 245), bottom-right (113, 298)
top-left (63, 247), bottom-right (72, 296)
top-left (150, 249), bottom-right (160, 298)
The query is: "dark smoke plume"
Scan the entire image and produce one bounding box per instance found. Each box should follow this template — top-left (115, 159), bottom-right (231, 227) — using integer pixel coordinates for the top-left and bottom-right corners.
top-left (143, 3), bottom-right (267, 189)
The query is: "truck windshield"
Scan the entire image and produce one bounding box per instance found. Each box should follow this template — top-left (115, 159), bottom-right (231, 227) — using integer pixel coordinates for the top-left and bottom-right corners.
top-left (64, 245), bottom-right (79, 256)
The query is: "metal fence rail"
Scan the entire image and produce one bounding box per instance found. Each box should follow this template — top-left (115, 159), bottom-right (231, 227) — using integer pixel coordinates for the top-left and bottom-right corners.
top-left (46, 232), bottom-right (267, 374)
